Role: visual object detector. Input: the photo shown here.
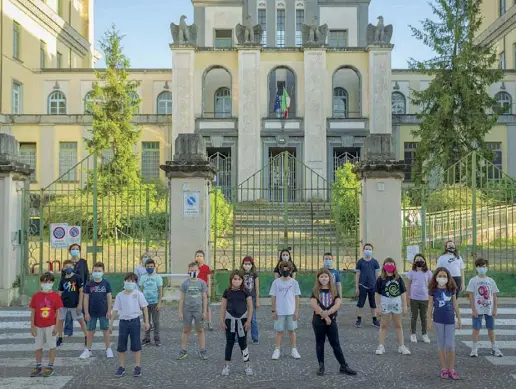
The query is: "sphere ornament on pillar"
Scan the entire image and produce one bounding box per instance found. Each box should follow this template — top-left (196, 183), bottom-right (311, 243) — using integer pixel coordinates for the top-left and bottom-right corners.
top-left (353, 134), bottom-right (406, 180)
top-left (170, 15), bottom-right (198, 46)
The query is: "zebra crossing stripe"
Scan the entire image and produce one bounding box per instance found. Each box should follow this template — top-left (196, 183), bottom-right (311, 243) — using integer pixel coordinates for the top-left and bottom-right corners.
top-left (461, 318), bottom-right (516, 326)
top-left (462, 340), bottom-right (516, 349)
top-left (485, 356), bottom-right (516, 366)
top-left (0, 342), bottom-right (113, 352)
top-left (0, 376), bottom-right (72, 389)
top-left (0, 331), bottom-right (119, 340)
top-left (0, 357), bottom-right (98, 367)
top-left (459, 308), bottom-right (516, 315)
top-left (0, 321), bottom-right (119, 329)
top-left (455, 329), bottom-right (516, 336)
top-left (0, 311), bottom-right (30, 318)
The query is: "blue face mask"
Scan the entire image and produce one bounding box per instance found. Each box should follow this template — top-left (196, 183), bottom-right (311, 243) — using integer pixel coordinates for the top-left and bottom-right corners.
top-left (146, 267), bottom-right (154, 275)
top-left (364, 249), bottom-right (372, 257)
top-left (323, 259), bottom-right (333, 268)
top-left (477, 267), bottom-right (488, 275)
top-left (92, 271), bottom-right (103, 280)
top-left (124, 281), bottom-right (137, 291)
top-left (70, 249), bottom-right (80, 257)
top-left (64, 267), bottom-right (73, 275)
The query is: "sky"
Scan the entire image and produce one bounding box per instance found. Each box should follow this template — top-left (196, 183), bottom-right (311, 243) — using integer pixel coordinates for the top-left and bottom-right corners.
top-left (94, 0), bottom-right (435, 69)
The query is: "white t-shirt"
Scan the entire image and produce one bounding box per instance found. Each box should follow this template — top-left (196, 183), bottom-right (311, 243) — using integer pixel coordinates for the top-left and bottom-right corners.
top-left (436, 253), bottom-right (465, 277)
top-left (466, 276), bottom-right (499, 316)
top-left (269, 277), bottom-right (301, 316)
top-left (113, 290), bottom-right (148, 320)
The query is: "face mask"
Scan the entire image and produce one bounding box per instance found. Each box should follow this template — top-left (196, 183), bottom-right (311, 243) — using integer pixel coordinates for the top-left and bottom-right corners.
top-left (70, 249), bottom-right (80, 257)
top-left (92, 271), bottom-right (103, 280)
top-left (63, 267), bottom-right (73, 275)
top-left (415, 261), bottom-right (424, 268)
top-left (323, 259), bottom-right (332, 268)
top-left (364, 249), bottom-right (372, 257)
top-left (477, 267), bottom-right (488, 275)
top-left (146, 267), bottom-right (154, 275)
top-left (41, 283), bottom-right (53, 292)
top-left (436, 277), bottom-right (448, 286)
top-left (243, 264), bottom-right (252, 272)
top-left (281, 255), bottom-right (290, 261)
top-left (447, 247), bottom-right (455, 253)
top-left (383, 263), bottom-right (396, 273)
top-left (189, 271), bottom-right (197, 278)
top-left (319, 277), bottom-right (329, 285)
top-left (281, 269), bottom-right (290, 278)
top-left (124, 282), bottom-right (137, 291)
top-left (232, 278), bottom-right (243, 288)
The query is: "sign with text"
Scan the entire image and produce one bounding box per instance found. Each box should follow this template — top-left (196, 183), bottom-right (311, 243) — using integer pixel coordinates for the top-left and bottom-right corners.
top-left (183, 191), bottom-right (200, 217)
top-left (50, 223), bottom-right (68, 249)
top-left (68, 226), bottom-right (81, 245)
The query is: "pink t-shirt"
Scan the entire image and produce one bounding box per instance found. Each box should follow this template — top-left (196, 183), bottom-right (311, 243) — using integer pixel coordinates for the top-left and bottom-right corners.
top-left (406, 270), bottom-right (432, 301)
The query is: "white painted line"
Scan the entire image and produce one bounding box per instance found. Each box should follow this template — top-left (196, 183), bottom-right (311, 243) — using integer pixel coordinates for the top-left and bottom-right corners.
top-left (0, 331), bottom-right (119, 341)
top-left (0, 376), bottom-right (72, 389)
top-left (461, 318), bottom-right (516, 326)
top-left (462, 341), bottom-right (516, 349)
top-left (0, 320), bottom-right (119, 329)
top-left (0, 357), bottom-right (98, 367)
top-left (0, 311), bottom-right (30, 318)
top-left (460, 308), bottom-right (516, 315)
top-left (512, 374), bottom-right (516, 380)
top-left (0, 342), bottom-right (114, 352)
top-left (455, 329), bottom-right (516, 336)
top-left (485, 356), bottom-right (516, 366)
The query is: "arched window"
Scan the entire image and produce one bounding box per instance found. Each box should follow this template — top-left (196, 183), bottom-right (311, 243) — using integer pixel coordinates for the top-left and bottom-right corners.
top-left (83, 90), bottom-right (94, 114)
top-left (128, 92), bottom-right (140, 114)
top-left (48, 91), bottom-right (67, 115)
top-left (214, 87), bottom-right (231, 118)
top-left (495, 91), bottom-right (512, 114)
top-left (157, 91), bottom-right (172, 114)
top-left (392, 92), bottom-right (406, 115)
top-left (333, 87), bottom-right (348, 117)
top-left (268, 66), bottom-right (296, 118)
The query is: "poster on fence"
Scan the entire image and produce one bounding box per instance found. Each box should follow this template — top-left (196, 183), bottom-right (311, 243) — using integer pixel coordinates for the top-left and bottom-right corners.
top-left (68, 226), bottom-right (81, 245)
top-left (50, 223), bottom-right (69, 249)
top-left (406, 245), bottom-right (420, 264)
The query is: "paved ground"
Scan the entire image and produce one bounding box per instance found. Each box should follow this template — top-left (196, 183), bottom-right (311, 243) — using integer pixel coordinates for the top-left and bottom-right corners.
top-left (0, 298), bottom-right (515, 389)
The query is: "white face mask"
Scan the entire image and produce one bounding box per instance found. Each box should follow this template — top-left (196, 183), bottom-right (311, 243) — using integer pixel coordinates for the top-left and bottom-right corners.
top-left (243, 264), bottom-right (252, 271)
top-left (436, 277), bottom-right (448, 286)
top-left (281, 255), bottom-right (290, 261)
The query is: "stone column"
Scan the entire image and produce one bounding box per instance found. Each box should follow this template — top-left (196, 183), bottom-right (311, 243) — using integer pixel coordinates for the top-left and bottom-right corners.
top-left (40, 125), bottom-right (56, 188)
top-left (171, 46), bottom-right (196, 155)
top-left (237, 47), bottom-right (261, 200)
top-left (161, 134), bottom-right (215, 287)
top-left (0, 134), bottom-right (32, 306)
top-left (368, 45), bottom-right (393, 134)
top-left (304, 48), bottom-right (327, 199)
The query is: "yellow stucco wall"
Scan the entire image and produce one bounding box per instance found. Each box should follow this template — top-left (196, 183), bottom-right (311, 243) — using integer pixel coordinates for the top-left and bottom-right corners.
top-left (479, 0), bottom-right (500, 37)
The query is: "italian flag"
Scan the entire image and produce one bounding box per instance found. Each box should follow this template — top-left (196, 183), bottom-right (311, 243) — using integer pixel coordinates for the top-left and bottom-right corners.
top-left (281, 88), bottom-right (291, 119)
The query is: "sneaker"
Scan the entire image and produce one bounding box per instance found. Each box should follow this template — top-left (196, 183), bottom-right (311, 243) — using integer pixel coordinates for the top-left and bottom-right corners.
top-left (79, 349), bottom-right (91, 359)
top-left (272, 348), bottom-right (281, 360)
top-left (155, 341), bottom-right (162, 347)
top-left (491, 347), bottom-right (503, 357)
top-left (207, 322), bottom-right (214, 331)
top-left (30, 367), bottom-right (42, 377)
top-left (340, 365), bottom-right (357, 376)
top-left (375, 345), bottom-right (385, 355)
top-left (115, 367), bottom-right (126, 378)
top-left (245, 365), bottom-right (254, 376)
top-left (355, 319), bottom-right (361, 328)
top-left (252, 340), bottom-right (259, 345)
top-left (449, 369), bottom-right (461, 380)
top-left (372, 319), bottom-right (381, 328)
top-left (41, 367), bottom-right (54, 377)
top-left (133, 366), bottom-right (142, 377)
top-left (440, 368), bottom-right (449, 379)
top-left (422, 334), bottom-right (431, 343)
top-left (470, 347), bottom-right (478, 357)
top-left (177, 349), bottom-right (188, 360)
top-left (410, 334), bottom-right (417, 343)
top-left (106, 348), bottom-right (114, 358)
top-left (291, 348), bottom-right (301, 359)
top-left (221, 365), bottom-right (230, 376)
top-left (142, 339), bottom-right (151, 346)
top-left (398, 345), bottom-right (411, 355)
top-left (199, 349), bottom-right (208, 360)
top-left (56, 337), bottom-right (63, 347)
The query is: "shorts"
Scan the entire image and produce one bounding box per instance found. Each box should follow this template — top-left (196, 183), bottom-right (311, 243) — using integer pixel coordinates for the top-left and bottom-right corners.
top-left (472, 314), bottom-right (495, 330)
top-left (86, 315), bottom-right (109, 331)
top-left (59, 307), bottom-right (83, 321)
top-left (274, 315), bottom-right (298, 332)
top-left (380, 296), bottom-right (402, 315)
top-left (357, 286), bottom-right (376, 309)
top-left (117, 318), bottom-right (141, 353)
top-left (35, 326), bottom-right (56, 350)
top-left (183, 310), bottom-right (203, 330)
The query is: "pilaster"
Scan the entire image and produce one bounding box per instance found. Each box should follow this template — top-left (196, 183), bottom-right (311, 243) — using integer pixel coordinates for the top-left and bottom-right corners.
top-left (368, 45), bottom-right (393, 134)
top-left (40, 125), bottom-right (56, 188)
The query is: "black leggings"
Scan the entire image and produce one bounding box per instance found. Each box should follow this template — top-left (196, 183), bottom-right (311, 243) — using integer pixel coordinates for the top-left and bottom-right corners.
top-left (453, 276), bottom-right (462, 299)
top-left (312, 317), bottom-right (347, 365)
top-left (225, 319), bottom-right (249, 362)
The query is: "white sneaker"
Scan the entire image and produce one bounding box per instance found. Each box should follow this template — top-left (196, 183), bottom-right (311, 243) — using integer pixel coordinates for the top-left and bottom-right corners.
top-left (422, 334), bottom-right (431, 343)
top-left (410, 334), bottom-right (417, 343)
top-left (221, 365), bottom-right (230, 376)
top-left (398, 345), bottom-right (411, 355)
top-left (491, 347), bottom-right (503, 357)
top-left (470, 347), bottom-right (478, 357)
top-left (106, 347), bottom-right (114, 358)
top-left (375, 344), bottom-right (385, 355)
top-left (79, 348), bottom-right (91, 359)
top-left (245, 366), bottom-right (254, 375)
top-left (271, 348), bottom-right (281, 360)
top-left (291, 348), bottom-right (301, 359)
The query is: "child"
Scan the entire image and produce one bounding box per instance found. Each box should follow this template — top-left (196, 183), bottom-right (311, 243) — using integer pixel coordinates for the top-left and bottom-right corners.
top-left (436, 240), bottom-right (465, 298)
top-left (29, 272), bottom-right (63, 377)
top-left (466, 258), bottom-right (502, 358)
top-left (323, 252), bottom-right (342, 297)
top-left (273, 248), bottom-right (298, 279)
top-left (241, 256), bottom-right (260, 344)
top-left (81, 262), bottom-right (113, 359)
top-left (57, 260), bottom-right (88, 347)
top-left (220, 270), bottom-right (254, 376)
top-left (375, 258), bottom-right (411, 355)
top-left (139, 258), bottom-right (163, 346)
top-left (270, 260), bottom-right (301, 360)
top-left (109, 272), bottom-right (150, 377)
top-left (64, 244), bottom-right (89, 337)
top-left (135, 253), bottom-right (150, 284)
top-left (355, 243), bottom-right (381, 328)
top-left (178, 262), bottom-right (208, 360)
top-left (406, 254), bottom-right (432, 343)
top-left (427, 267), bottom-right (462, 379)
top-left (195, 250), bottom-right (214, 331)
top-left (310, 268), bottom-right (356, 376)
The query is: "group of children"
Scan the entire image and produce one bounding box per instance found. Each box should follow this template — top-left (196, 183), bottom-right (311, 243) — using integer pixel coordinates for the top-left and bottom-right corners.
top-left (28, 241), bottom-right (502, 380)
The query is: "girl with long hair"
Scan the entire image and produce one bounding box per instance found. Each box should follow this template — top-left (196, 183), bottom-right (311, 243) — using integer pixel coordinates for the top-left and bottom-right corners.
top-left (436, 240), bottom-right (465, 298)
top-left (406, 254), bottom-right (432, 343)
top-left (273, 248), bottom-right (297, 279)
top-left (240, 256), bottom-right (260, 344)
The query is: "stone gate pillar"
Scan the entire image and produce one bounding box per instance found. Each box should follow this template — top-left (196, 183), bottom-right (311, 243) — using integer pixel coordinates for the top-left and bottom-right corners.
top-left (0, 134), bottom-right (32, 306)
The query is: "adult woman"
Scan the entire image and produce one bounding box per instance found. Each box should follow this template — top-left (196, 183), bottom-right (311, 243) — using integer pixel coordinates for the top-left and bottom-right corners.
top-left (273, 248), bottom-right (297, 279)
top-left (436, 241), bottom-right (465, 299)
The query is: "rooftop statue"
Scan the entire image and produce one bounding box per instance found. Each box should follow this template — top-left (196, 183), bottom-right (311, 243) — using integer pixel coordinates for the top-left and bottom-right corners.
top-left (236, 16), bottom-right (263, 45)
top-left (170, 15), bottom-right (198, 45)
top-left (366, 16), bottom-right (393, 45)
top-left (302, 17), bottom-right (328, 46)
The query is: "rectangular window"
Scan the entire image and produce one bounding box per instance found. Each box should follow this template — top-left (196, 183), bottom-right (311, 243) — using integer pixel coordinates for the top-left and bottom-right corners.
top-left (486, 142), bottom-right (503, 179)
top-left (215, 30), bottom-right (232, 48)
top-left (276, 9), bottom-right (285, 47)
top-left (295, 10), bottom-right (304, 47)
top-left (258, 9), bottom-right (267, 46)
top-left (500, 0), bottom-right (506, 16)
top-left (329, 30), bottom-right (348, 47)
top-left (20, 143), bottom-right (36, 182)
top-left (403, 142), bottom-right (419, 182)
top-left (12, 82), bottom-right (22, 114)
top-left (59, 142), bottom-right (78, 181)
top-left (141, 142), bottom-right (160, 180)
top-left (13, 21), bottom-right (20, 59)
top-left (57, 52), bottom-right (62, 68)
top-left (500, 51), bottom-right (505, 69)
top-left (40, 41), bottom-right (46, 69)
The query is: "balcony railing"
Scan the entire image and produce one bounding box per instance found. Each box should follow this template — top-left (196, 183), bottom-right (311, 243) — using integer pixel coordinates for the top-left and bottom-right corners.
top-left (200, 112), bottom-right (233, 119)
top-left (330, 111), bottom-right (363, 119)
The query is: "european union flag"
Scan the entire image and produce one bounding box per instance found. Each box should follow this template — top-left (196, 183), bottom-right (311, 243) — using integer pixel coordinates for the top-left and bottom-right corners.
top-left (273, 94), bottom-right (281, 112)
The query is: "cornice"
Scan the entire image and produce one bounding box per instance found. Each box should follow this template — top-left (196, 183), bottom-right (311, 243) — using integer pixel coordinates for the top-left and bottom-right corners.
top-left (475, 5), bottom-right (516, 46)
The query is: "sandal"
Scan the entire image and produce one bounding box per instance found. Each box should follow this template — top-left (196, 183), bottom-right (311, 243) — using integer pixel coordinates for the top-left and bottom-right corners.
top-left (449, 369), bottom-right (461, 380)
top-left (440, 369), bottom-right (449, 379)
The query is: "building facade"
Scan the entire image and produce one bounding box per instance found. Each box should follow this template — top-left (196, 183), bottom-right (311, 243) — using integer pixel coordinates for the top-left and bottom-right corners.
top-left (1, 0), bottom-right (516, 195)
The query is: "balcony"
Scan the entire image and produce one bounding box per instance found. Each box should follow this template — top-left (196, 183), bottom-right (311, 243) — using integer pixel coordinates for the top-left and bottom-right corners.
top-left (327, 112), bottom-right (368, 136)
top-left (195, 114), bottom-right (237, 135)
top-left (262, 112), bottom-right (304, 135)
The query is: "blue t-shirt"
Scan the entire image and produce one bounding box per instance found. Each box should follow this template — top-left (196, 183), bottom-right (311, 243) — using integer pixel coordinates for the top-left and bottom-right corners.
top-left (139, 273), bottom-right (163, 304)
top-left (355, 258), bottom-right (380, 289)
top-left (429, 288), bottom-right (455, 325)
top-left (84, 279), bottom-right (112, 317)
top-left (328, 269), bottom-right (342, 284)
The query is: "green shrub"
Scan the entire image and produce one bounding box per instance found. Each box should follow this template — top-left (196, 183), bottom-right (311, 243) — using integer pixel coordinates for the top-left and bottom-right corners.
top-left (331, 163), bottom-right (360, 237)
top-left (210, 188), bottom-right (233, 248)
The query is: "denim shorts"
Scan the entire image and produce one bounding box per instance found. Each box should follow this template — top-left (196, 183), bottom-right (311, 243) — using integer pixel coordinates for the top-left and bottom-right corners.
top-left (273, 315), bottom-right (297, 332)
top-left (86, 315), bottom-right (109, 331)
top-left (472, 314), bottom-right (495, 330)
top-left (117, 318), bottom-right (142, 353)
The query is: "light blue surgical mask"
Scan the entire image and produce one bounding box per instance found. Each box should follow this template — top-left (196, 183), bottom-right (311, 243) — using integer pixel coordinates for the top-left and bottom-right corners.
top-left (70, 249), bottom-right (80, 257)
top-left (92, 271), bottom-right (103, 280)
top-left (323, 259), bottom-right (333, 268)
top-left (364, 249), bottom-right (372, 257)
top-left (477, 267), bottom-right (488, 275)
top-left (124, 281), bottom-right (137, 291)
top-left (41, 283), bottom-right (53, 292)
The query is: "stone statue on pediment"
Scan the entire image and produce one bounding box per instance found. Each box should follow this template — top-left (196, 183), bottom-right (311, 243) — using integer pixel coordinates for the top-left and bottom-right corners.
top-left (170, 15), bottom-right (198, 45)
top-left (236, 16), bottom-right (263, 45)
top-left (302, 17), bottom-right (328, 46)
top-left (366, 16), bottom-right (393, 45)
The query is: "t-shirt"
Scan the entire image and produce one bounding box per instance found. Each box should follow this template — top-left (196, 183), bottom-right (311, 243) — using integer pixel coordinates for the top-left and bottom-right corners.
top-left (180, 278), bottom-right (208, 312)
top-left (466, 276), bottom-right (499, 316)
top-left (429, 288), bottom-right (455, 324)
top-left (269, 277), bottom-right (301, 316)
top-left (436, 253), bottom-right (465, 277)
top-left (243, 272), bottom-right (258, 296)
top-left (328, 269), bottom-right (342, 284)
top-left (134, 265), bottom-right (147, 282)
top-left (29, 291), bottom-right (63, 328)
top-left (73, 258), bottom-right (90, 285)
top-left (83, 279), bottom-right (112, 317)
top-left (273, 261), bottom-right (298, 275)
top-left (355, 258), bottom-right (380, 289)
top-left (406, 270), bottom-right (432, 301)
top-left (58, 274), bottom-right (83, 308)
top-left (223, 288), bottom-right (250, 318)
top-left (113, 290), bottom-right (148, 320)
top-left (311, 289), bottom-right (340, 320)
top-left (197, 264), bottom-right (212, 286)
top-left (375, 276), bottom-right (406, 298)
top-left (139, 273), bottom-right (163, 304)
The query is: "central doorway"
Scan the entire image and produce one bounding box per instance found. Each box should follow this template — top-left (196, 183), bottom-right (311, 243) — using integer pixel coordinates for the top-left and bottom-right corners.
top-left (268, 147), bottom-right (297, 202)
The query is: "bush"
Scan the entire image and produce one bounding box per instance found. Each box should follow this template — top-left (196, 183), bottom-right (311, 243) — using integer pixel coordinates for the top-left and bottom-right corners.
top-left (425, 185), bottom-right (479, 212)
top-left (331, 163), bottom-right (360, 237)
top-left (210, 188), bottom-right (233, 248)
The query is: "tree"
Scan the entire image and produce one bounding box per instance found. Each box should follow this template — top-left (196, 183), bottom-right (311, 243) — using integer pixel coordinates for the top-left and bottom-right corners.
top-left (332, 163), bottom-right (360, 237)
top-left (409, 0), bottom-right (503, 183)
top-left (87, 24), bottom-right (142, 194)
